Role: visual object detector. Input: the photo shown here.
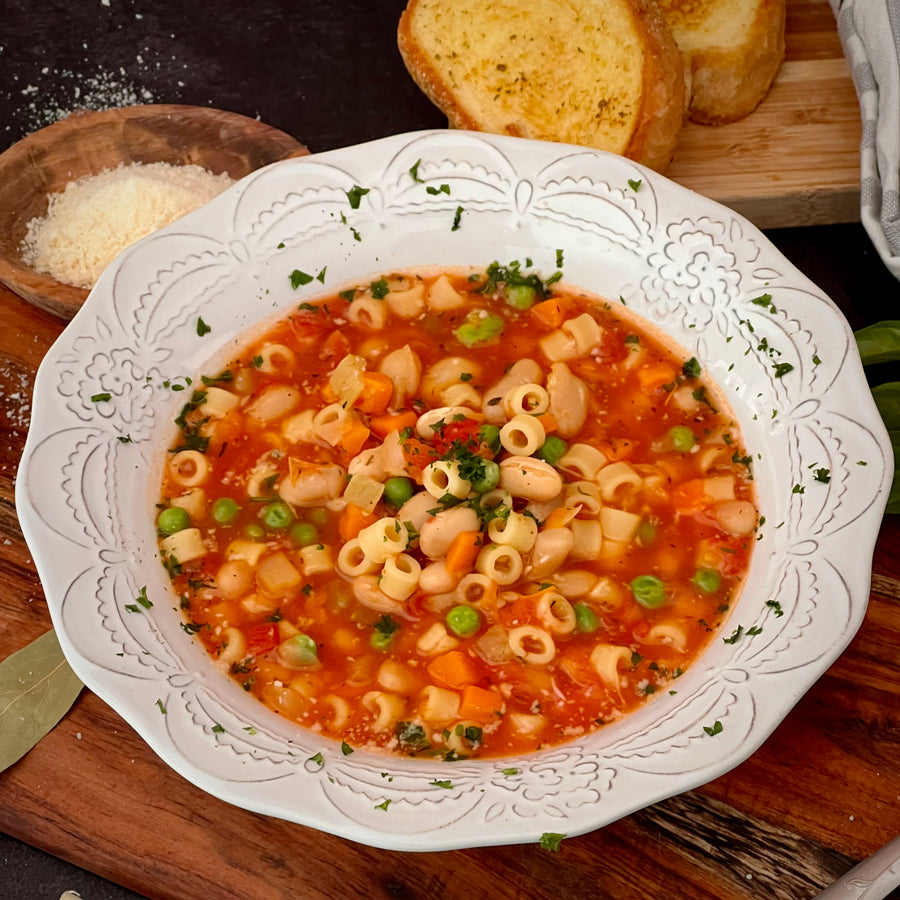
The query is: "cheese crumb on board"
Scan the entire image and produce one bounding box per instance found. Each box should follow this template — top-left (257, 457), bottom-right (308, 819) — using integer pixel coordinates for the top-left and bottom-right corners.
top-left (21, 161), bottom-right (234, 289)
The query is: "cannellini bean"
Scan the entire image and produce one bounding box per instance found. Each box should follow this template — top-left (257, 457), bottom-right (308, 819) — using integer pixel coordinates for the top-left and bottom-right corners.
top-left (526, 528), bottom-right (575, 579)
top-left (245, 384), bottom-right (301, 422)
top-left (715, 499), bottom-right (757, 535)
top-left (419, 506), bottom-right (481, 559)
top-left (418, 560), bottom-right (461, 594)
top-left (278, 463), bottom-right (346, 506)
top-left (546, 362), bottom-right (589, 438)
top-left (352, 575), bottom-right (407, 615)
top-left (398, 490), bottom-right (439, 534)
top-left (420, 357), bottom-right (481, 406)
top-left (499, 455), bottom-right (564, 502)
top-left (215, 559), bottom-right (254, 598)
top-left (482, 359), bottom-right (544, 424)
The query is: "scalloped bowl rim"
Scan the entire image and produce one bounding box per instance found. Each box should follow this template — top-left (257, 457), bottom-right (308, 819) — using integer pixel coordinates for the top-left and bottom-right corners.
top-left (15, 129), bottom-right (892, 851)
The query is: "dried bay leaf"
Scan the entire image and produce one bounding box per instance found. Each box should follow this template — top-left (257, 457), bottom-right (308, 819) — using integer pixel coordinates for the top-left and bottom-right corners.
top-left (0, 629), bottom-right (83, 772)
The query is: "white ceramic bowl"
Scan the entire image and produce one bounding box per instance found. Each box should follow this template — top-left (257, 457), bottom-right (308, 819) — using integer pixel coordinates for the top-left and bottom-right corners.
top-left (16, 130), bottom-right (892, 851)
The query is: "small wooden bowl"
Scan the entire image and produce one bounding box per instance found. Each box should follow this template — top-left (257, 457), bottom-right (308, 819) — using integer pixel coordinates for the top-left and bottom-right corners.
top-left (0, 104), bottom-right (308, 319)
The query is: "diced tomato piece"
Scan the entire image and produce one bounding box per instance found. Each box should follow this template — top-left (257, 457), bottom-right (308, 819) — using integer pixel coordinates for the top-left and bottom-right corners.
top-left (244, 622), bottom-right (280, 656)
top-left (320, 329), bottom-right (351, 362)
top-left (431, 417), bottom-right (481, 455)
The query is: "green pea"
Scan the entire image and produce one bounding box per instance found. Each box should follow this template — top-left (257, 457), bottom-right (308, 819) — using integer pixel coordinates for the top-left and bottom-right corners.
top-left (278, 633), bottom-right (319, 667)
top-left (260, 501), bottom-right (294, 530)
top-left (307, 507), bottom-right (329, 528)
top-left (445, 604), bottom-right (481, 637)
top-left (630, 574), bottom-right (667, 609)
top-left (383, 476), bottom-right (416, 508)
top-left (479, 424), bottom-right (501, 455)
top-left (157, 506), bottom-right (191, 535)
top-left (669, 425), bottom-right (696, 452)
top-left (370, 631), bottom-right (395, 652)
top-left (244, 523), bottom-right (265, 541)
top-left (470, 459), bottom-right (500, 494)
top-left (505, 283), bottom-right (537, 309)
top-left (573, 602), bottom-right (600, 633)
top-left (637, 521), bottom-right (657, 546)
top-left (290, 522), bottom-right (319, 547)
top-left (692, 567), bottom-right (722, 593)
top-left (538, 434), bottom-right (568, 466)
top-left (211, 497), bottom-right (240, 524)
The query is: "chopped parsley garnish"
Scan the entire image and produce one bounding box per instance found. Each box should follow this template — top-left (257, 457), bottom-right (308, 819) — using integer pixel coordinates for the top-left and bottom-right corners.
top-left (156, 699), bottom-right (167, 715)
top-left (766, 600), bottom-right (784, 617)
top-left (539, 832), bottom-right (566, 852)
top-left (308, 752), bottom-right (324, 768)
top-left (345, 185), bottom-right (370, 209)
top-left (703, 721), bottom-right (723, 737)
top-left (409, 159), bottom-right (423, 182)
top-left (451, 206), bottom-right (464, 231)
top-left (91, 392), bottom-right (111, 402)
top-left (555, 248), bottom-right (564, 268)
top-left (751, 293), bottom-right (776, 313)
top-left (813, 467), bottom-right (831, 483)
top-left (290, 269), bottom-right (314, 289)
top-left (395, 720), bottom-right (430, 752)
top-left (375, 799), bottom-right (391, 811)
top-left (627, 178), bottom-right (642, 192)
top-left (773, 362), bottom-right (794, 378)
top-left (373, 614), bottom-right (400, 637)
top-left (196, 316), bottom-right (212, 336)
top-left (369, 278), bottom-right (390, 299)
top-left (338, 288), bottom-right (357, 302)
top-left (340, 741), bottom-right (354, 756)
top-left (426, 183), bottom-right (451, 195)
top-left (430, 779), bottom-right (453, 789)
top-left (682, 357), bottom-right (702, 378)
top-left (316, 266), bottom-right (327, 283)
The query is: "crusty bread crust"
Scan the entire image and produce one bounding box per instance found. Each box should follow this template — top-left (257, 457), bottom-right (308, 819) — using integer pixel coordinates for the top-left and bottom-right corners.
top-left (397, 0), bottom-right (686, 172)
top-left (659, 0), bottom-right (786, 124)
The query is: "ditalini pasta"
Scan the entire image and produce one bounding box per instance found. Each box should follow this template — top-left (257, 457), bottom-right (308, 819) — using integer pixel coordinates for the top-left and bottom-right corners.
top-left (157, 262), bottom-right (758, 761)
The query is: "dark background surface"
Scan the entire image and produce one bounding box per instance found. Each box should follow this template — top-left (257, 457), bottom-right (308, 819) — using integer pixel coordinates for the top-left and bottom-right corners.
top-left (1, 2), bottom-right (899, 898)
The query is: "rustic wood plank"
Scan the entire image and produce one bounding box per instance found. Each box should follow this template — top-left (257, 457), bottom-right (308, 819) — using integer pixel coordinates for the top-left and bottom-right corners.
top-left (667, 0), bottom-right (863, 229)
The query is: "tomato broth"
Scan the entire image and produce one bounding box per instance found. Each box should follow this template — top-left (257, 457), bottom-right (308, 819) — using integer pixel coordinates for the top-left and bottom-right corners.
top-left (157, 262), bottom-right (757, 760)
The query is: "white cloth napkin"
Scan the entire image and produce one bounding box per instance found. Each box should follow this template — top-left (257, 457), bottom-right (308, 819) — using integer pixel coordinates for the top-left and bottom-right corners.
top-left (831, 0), bottom-right (900, 279)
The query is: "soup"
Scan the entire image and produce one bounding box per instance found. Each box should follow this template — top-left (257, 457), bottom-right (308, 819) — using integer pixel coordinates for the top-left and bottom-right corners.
top-left (157, 262), bottom-right (757, 760)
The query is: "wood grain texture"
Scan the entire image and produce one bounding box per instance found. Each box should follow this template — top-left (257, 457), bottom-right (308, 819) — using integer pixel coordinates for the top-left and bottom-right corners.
top-left (0, 104), bottom-right (307, 321)
top-left (1, 220), bottom-right (899, 899)
top-left (667, 0), bottom-right (862, 228)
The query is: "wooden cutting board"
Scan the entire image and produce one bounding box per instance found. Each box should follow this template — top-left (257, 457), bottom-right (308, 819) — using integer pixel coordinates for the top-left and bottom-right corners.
top-left (667, 0), bottom-right (862, 229)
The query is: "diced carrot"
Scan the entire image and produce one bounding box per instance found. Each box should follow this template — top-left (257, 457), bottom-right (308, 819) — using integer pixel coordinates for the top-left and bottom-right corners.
top-left (537, 411), bottom-right (559, 433)
top-left (530, 296), bottom-right (566, 329)
top-left (637, 362), bottom-right (677, 393)
top-left (336, 418), bottom-right (371, 458)
top-left (458, 684), bottom-right (503, 721)
top-left (426, 650), bottom-right (481, 690)
top-left (338, 503), bottom-right (378, 542)
top-left (543, 506), bottom-right (578, 529)
top-left (671, 477), bottom-right (709, 514)
top-left (355, 371), bottom-right (395, 415)
top-left (321, 383), bottom-right (339, 403)
top-left (369, 408), bottom-right (418, 439)
top-left (444, 530), bottom-right (482, 575)
top-left (401, 436), bottom-right (440, 474)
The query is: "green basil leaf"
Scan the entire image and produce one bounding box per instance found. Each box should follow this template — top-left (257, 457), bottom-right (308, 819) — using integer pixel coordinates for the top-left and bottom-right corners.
top-left (871, 382), bottom-right (900, 431)
top-left (855, 321), bottom-right (900, 366)
top-left (0, 629), bottom-right (83, 773)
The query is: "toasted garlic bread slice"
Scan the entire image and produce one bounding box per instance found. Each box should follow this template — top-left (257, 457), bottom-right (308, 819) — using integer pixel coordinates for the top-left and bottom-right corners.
top-left (658, 0), bottom-right (786, 124)
top-left (397, 0), bottom-right (686, 172)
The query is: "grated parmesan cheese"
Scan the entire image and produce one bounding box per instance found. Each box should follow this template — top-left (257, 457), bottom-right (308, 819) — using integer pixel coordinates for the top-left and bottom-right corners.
top-left (21, 161), bottom-right (234, 288)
